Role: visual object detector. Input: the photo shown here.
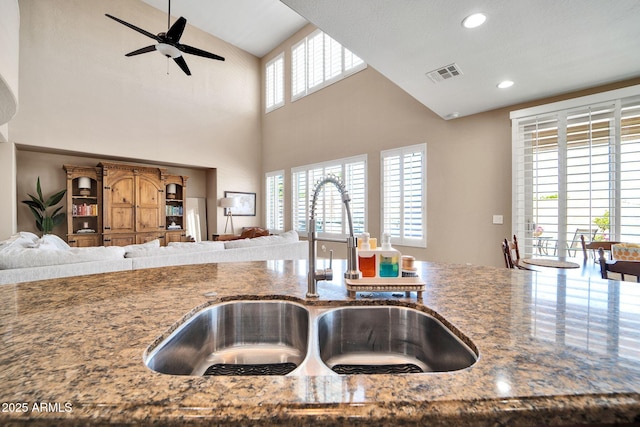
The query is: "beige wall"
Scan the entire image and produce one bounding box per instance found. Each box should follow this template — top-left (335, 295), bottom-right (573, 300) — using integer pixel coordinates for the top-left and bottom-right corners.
top-left (261, 25), bottom-right (512, 267)
top-left (0, 0), bottom-right (19, 132)
top-left (0, 1), bottom-right (20, 237)
top-left (262, 24), bottom-right (640, 267)
top-left (6, 0), bottom-right (263, 239)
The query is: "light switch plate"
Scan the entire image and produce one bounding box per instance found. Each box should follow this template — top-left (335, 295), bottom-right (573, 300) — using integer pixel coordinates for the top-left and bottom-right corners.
top-left (492, 215), bottom-right (504, 225)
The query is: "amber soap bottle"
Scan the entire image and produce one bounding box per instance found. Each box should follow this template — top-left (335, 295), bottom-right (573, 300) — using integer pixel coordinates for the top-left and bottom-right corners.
top-left (357, 232), bottom-right (377, 278)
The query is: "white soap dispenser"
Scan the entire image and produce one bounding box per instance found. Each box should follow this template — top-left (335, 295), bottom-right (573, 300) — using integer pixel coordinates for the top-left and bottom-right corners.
top-left (378, 233), bottom-right (401, 278)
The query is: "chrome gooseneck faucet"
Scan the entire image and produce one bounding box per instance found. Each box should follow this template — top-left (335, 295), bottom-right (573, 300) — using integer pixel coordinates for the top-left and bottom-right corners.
top-left (307, 175), bottom-right (360, 298)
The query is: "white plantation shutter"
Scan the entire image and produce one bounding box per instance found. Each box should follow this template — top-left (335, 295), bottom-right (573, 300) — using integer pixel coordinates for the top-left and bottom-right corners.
top-left (265, 171), bottom-right (284, 232)
top-left (565, 106), bottom-right (616, 244)
top-left (344, 47), bottom-right (364, 71)
top-left (291, 29), bottom-right (366, 101)
top-left (345, 161), bottom-right (366, 234)
top-left (292, 155), bottom-right (367, 238)
top-left (265, 53), bottom-right (284, 112)
top-left (382, 155), bottom-right (401, 237)
top-left (381, 144), bottom-right (427, 247)
top-left (512, 87), bottom-right (640, 257)
top-left (291, 41), bottom-right (306, 98)
top-left (324, 35), bottom-right (342, 81)
top-left (292, 169), bottom-right (307, 233)
top-left (620, 100), bottom-right (640, 241)
top-left (307, 32), bottom-right (324, 89)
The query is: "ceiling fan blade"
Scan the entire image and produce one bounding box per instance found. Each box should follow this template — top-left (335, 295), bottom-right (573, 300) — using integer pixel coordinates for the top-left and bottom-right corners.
top-left (105, 14), bottom-right (160, 42)
top-left (166, 16), bottom-right (187, 42)
top-left (178, 44), bottom-right (225, 61)
top-left (173, 56), bottom-right (191, 75)
top-left (125, 45), bottom-right (157, 57)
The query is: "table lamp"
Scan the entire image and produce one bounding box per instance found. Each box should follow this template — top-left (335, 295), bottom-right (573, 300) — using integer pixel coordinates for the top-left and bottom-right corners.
top-left (78, 177), bottom-right (92, 196)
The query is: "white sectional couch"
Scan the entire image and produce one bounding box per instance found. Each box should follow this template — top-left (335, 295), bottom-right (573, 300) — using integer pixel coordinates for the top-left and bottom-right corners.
top-left (0, 231), bottom-right (307, 285)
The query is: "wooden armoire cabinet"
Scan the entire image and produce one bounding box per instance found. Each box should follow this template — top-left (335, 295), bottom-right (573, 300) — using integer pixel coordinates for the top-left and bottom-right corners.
top-left (99, 162), bottom-right (168, 246)
top-left (64, 162), bottom-right (191, 247)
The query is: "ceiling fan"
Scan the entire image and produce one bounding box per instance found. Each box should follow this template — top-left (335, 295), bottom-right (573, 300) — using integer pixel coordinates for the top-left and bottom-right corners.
top-left (105, 0), bottom-right (224, 76)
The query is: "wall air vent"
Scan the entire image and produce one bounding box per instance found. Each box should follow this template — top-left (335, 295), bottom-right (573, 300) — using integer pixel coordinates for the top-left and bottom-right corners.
top-left (426, 63), bottom-right (463, 83)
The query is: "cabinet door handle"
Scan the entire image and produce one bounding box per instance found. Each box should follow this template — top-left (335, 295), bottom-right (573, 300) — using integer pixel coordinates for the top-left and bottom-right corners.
top-left (104, 226), bottom-right (111, 230)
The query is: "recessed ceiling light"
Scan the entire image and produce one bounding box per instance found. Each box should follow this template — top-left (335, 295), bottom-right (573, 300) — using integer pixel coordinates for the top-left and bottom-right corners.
top-left (462, 13), bottom-right (487, 29)
top-left (497, 80), bottom-right (514, 89)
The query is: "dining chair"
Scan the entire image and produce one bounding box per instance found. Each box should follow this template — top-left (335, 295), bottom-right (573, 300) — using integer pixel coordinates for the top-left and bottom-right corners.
top-left (580, 235), bottom-right (621, 261)
top-left (502, 235), bottom-right (533, 270)
top-left (598, 247), bottom-right (640, 282)
top-left (502, 239), bottom-right (514, 268)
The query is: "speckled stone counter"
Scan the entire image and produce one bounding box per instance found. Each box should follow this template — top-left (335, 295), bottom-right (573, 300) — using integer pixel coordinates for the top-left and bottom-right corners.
top-left (0, 260), bottom-right (639, 426)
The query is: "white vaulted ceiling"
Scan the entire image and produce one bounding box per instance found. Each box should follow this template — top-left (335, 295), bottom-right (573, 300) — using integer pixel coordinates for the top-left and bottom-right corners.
top-left (141, 0), bottom-right (640, 119)
top-left (140, 0), bottom-right (307, 58)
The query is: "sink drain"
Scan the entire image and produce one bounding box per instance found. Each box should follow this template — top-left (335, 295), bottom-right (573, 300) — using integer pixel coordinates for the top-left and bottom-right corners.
top-left (332, 363), bottom-right (423, 375)
top-left (204, 362), bottom-right (297, 376)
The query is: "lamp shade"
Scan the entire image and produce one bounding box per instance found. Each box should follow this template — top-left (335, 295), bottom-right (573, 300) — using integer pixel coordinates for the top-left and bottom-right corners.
top-left (219, 197), bottom-right (237, 208)
top-left (167, 183), bottom-right (177, 194)
top-left (78, 177), bottom-right (91, 189)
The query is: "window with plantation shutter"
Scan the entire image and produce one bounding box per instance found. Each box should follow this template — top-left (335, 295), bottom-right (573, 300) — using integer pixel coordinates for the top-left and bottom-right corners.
top-left (511, 86), bottom-right (640, 257)
top-left (291, 29), bottom-right (366, 102)
top-left (265, 53), bottom-right (284, 113)
top-left (381, 144), bottom-right (427, 247)
top-left (265, 171), bottom-right (284, 232)
top-left (292, 155), bottom-right (367, 238)
top-left (291, 42), bottom-right (306, 99)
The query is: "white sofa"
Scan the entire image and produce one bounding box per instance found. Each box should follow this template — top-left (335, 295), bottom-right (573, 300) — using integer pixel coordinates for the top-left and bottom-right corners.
top-left (0, 231), bottom-right (307, 285)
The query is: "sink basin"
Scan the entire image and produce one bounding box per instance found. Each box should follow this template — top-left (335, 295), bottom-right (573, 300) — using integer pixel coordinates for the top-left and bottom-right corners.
top-left (145, 300), bottom-right (309, 376)
top-left (145, 300), bottom-right (477, 376)
top-left (316, 306), bottom-right (477, 374)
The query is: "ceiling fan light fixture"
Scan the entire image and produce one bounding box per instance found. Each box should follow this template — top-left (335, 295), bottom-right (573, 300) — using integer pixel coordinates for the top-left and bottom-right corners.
top-left (156, 43), bottom-right (181, 58)
top-left (462, 13), bottom-right (487, 29)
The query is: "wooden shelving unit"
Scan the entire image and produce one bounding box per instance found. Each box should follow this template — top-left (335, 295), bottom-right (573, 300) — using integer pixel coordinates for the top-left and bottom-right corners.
top-left (63, 165), bottom-right (103, 247)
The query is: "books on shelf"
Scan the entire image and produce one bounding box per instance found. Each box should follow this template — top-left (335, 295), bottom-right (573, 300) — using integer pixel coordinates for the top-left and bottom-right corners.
top-left (73, 203), bottom-right (98, 216)
top-left (165, 205), bottom-right (183, 216)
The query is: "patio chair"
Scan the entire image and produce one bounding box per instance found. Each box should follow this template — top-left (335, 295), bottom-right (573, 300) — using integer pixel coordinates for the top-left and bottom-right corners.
top-left (568, 228), bottom-right (597, 257)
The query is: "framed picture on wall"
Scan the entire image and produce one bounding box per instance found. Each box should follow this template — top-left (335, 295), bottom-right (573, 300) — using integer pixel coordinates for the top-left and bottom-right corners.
top-left (224, 191), bottom-right (256, 216)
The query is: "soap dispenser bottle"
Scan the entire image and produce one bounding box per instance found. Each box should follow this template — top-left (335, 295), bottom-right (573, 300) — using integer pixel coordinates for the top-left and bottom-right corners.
top-left (357, 232), bottom-right (377, 278)
top-left (378, 233), bottom-right (401, 278)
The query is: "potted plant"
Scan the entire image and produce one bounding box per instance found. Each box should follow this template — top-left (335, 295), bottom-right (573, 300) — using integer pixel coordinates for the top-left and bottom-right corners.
top-left (593, 210), bottom-right (610, 241)
top-left (22, 177), bottom-right (67, 235)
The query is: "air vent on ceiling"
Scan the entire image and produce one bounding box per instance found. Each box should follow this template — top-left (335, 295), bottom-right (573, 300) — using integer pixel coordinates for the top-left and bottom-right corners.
top-left (426, 63), bottom-right (463, 83)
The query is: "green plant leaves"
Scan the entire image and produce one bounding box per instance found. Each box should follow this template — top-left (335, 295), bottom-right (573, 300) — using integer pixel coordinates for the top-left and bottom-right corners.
top-left (46, 189), bottom-right (67, 208)
top-left (21, 176), bottom-right (67, 235)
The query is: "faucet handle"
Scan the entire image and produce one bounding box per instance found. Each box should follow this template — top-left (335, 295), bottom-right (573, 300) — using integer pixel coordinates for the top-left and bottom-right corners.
top-left (324, 250), bottom-right (333, 281)
top-left (316, 250), bottom-right (333, 282)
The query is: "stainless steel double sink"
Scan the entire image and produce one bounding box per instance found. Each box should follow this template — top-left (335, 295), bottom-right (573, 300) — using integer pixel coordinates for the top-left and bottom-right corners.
top-left (144, 300), bottom-right (478, 376)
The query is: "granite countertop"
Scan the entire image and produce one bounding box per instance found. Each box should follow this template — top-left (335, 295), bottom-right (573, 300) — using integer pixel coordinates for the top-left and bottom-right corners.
top-left (0, 260), bottom-right (639, 426)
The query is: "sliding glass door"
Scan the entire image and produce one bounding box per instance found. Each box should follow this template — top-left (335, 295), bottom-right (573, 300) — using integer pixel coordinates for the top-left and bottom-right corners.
top-left (512, 94), bottom-right (640, 257)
